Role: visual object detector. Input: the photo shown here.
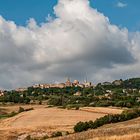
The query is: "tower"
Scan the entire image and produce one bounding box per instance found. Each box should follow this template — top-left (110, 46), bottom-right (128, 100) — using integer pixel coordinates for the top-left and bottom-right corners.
top-left (66, 77), bottom-right (70, 82)
top-left (65, 77), bottom-right (72, 87)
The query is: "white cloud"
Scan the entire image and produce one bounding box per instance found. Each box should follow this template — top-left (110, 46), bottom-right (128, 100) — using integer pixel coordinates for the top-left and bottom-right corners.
top-left (117, 2), bottom-right (127, 8)
top-left (0, 0), bottom-right (139, 89)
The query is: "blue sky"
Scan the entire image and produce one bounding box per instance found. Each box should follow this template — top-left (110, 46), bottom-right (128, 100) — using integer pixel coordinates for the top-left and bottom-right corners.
top-left (92, 0), bottom-right (140, 31)
top-left (0, 0), bottom-right (140, 31)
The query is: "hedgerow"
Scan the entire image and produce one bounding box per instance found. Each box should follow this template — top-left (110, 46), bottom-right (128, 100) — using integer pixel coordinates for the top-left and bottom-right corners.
top-left (74, 109), bottom-right (140, 132)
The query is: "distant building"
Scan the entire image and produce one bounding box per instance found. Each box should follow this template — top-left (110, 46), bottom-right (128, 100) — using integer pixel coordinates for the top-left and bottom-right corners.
top-left (38, 84), bottom-right (43, 89)
top-left (0, 90), bottom-right (4, 97)
top-left (112, 80), bottom-right (123, 86)
top-left (56, 83), bottom-right (65, 88)
top-left (65, 78), bottom-right (73, 87)
top-left (49, 84), bottom-right (58, 88)
top-left (43, 84), bottom-right (50, 88)
top-left (106, 90), bottom-right (112, 93)
top-left (84, 80), bottom-right (92, 88)
top-left (73, 80), bottom-right (79, 86)
top-left (123, 89), bottom-right (127, 93)
top-left (77, 84), bottom-right (85, 88)
top-left (32, 84), bottom-right (40, 88)
top-left (74, 91), bottom-right (81, 96)
top-left (15, 88), bottom-right (27, 92)
top-left (31, 78), bottom-right (93, 89)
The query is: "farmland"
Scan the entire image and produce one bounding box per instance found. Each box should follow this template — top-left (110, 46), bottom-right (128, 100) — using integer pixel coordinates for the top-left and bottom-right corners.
top-left (0, 105), bottom-right (122, 140)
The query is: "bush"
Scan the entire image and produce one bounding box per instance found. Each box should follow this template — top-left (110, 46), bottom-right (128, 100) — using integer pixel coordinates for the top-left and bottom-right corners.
top-left (51, 131), bottom-right (62, 137)
top-left (39, 100), bottom-right (42, 105)
top-left (74, 109), bottom-right (140, 132)
top-left (18, 107), bottom-right (25, 113)
top-left (25, 108), bottom-right (34, 112)
top-left (18, 107), bottom-right (34, 113)
top-left (48, 97), bottom-right (62, 106)
top-left (8, 111), bottom-right (17, 117)
top-left (40, 135), bottom-right (49, 140)
top-left (88, 120), bottom-right (94, 128)
top-left (75, 106), bottom-right (79, 110)
top-left (25, 135), bottom-right (31, 140)
top-left (74, 121), bottom-right (89, 132)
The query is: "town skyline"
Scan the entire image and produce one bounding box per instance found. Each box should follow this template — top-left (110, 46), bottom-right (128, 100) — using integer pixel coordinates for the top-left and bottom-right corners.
top-left (0, 76), bottom-right (128, 92)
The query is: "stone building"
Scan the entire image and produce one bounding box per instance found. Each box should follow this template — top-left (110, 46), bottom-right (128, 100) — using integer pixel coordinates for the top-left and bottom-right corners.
top-left (65, 78), bottom-right (73, 87)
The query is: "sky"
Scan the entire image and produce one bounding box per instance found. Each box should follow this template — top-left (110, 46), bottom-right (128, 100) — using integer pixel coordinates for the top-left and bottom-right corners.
top-left (0, 0), bottom-right (140, 31)
top-left (0, 0), bottom-right (140, 89)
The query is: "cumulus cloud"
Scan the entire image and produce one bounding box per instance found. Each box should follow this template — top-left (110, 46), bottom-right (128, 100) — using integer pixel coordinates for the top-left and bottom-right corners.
top-left (117, 2), bottom-right (127, 8)
top-left (0, 0), bottom-right (139, 89)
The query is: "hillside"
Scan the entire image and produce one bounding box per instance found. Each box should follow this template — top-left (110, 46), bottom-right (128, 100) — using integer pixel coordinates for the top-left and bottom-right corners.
top-left (50, 117), bottom-right (140, 140)
top-left (0, 105), bottom-right (122, 140)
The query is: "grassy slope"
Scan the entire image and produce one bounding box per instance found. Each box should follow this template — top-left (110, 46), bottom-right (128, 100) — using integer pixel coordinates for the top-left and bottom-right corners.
top-left (0, 106), bottom-right (123, 140)
top-left (50, 117), bottom-right (140, 140)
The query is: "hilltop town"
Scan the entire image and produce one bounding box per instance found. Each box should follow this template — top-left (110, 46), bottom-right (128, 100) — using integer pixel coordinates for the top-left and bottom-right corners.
top-left (0, 78), bottom-right (93, 96)
top-left (0, 78), bottom-right (135, 97)
top-left (1, 77), bottom-right (140, 140)
top-left (0, 78), bottom-right (140, 106)
top-left (32, 78), bottom-right (93, 89)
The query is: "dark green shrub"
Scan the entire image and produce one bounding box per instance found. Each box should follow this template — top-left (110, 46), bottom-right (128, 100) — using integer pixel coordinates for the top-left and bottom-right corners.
top-left (40, 135), bottom-right (49, 140)
top-left (74, 121), bottom-right (89, 132)
top-left (39, 100), bottom-right (42, 105)
top-left (88, 120), bottom-right (94, 129)
top-left (51, 131), bottom-right (62, 137)
top-left (18, 107), bottom-right (33, 113)
top-left (18, 107), bottom-right (25, 113)
top-left (25, 135), bottom-right (31, 140)
top-left (74, 109), bottom-right (140, 132)
top-left (8, 111), bottom-right (17, 117)
top-left (25, 108), bottom-right (34, 112)
top-left (75, 106), bottom-right (79, 110)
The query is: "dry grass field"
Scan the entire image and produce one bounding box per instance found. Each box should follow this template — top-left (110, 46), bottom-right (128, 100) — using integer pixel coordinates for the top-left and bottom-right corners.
top-left (80, 107), bottom-right (123, 115)
top-left (93, 133), bottom-right (140, 140)
top-left (51, 116), bottom-right (140, 140)
top-left (0, 105), bottom-right (123, 140)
